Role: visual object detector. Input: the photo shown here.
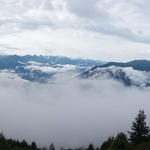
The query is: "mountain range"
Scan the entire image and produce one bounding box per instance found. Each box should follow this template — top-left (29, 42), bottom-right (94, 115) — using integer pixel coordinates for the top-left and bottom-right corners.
top-left (0, 55), bottom-right (105, 82)
top-left (81, 60), bottom-right (150, 87)
top-left (1, 55), bottom-right (150, 87)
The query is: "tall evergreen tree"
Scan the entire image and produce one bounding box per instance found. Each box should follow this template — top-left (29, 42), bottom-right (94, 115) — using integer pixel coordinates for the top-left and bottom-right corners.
top-left (86, 144), bottom-right (95, 150)
top-left (31, 141), bottom-right (37, 150)
top-left (100, 137), bottom-right (114, 150)
top-left (0, 132), bottom-right (7, 149)
top-left (112, 132), bottom-right (128, 150)
top-left (128, 110), bottom-right (150, 144)
top-left (49, 143), bottom-right (55, 150)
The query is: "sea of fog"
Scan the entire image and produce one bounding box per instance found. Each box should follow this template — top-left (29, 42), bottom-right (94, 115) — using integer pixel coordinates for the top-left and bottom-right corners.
top-left (0, 72), bottom-right (150, 149)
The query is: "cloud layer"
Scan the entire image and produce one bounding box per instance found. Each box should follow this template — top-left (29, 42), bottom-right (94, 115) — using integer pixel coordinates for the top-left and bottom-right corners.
top-left (0, 71), bottom-right (150, 148)
top-left (1, 0), bottom-right (150, 61)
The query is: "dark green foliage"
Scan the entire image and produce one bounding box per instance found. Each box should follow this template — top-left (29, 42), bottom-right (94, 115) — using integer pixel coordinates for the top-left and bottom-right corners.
top-left (0, 132), bottom-right (40, 150)
top-left (111, 133), bottom-right (128, 150)
top-left (96, 147), bottom-right (99, 150)
top-left (86, 144), bottom-right (95, 150)
top-left (126, 142), bottom-right (150, 150)
top-left (128, 110), bottom-right (150, 144)
top-left (100, 133), bottom-right (128, 150)
top-left (42, 147), bottom-right (48, 150)
top-left (31, 141), bottom-right (37, 150)
top-left (0, 132), bottom-right (8, 149)
top-left (100, 137), bottom-right (114, 150)
top-left (49, 143), bottom-right (55, 150)
top-left (21, 139), bottom-right (28, 148)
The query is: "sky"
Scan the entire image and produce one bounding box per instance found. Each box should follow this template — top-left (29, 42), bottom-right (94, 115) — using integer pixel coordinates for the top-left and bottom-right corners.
top-left (1, 0), bottom-right (150, 61)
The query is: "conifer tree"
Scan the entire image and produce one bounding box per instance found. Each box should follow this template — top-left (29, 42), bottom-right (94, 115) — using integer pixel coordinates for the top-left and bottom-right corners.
top-left (49, 143), bottom-right (55, 150)
top-left (86, 144), bottom-right (95, 150)
top-left (31, 141), bottom-right (37, 150)
top-left (112, 132), bottom-right (128, 150)
top-left (100, 137), bottom-right (114, 150)
top-left (128, 110), bottom-right (150, 144)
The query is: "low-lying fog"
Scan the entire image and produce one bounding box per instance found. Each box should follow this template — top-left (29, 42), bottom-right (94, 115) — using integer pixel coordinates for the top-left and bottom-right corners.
top-left (0, 71), bottom-right (150, 149)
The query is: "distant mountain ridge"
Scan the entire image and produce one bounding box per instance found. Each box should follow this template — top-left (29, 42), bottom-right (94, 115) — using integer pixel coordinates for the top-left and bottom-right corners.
top-left (2, 55), bottom-right (150, 87)
top-left (92, 60), bottom-right (150, 72)
top-left (0, 55), bottom-right (105, 69)
top-left (0, 55), bottom-right (105, 82)
top-left (81, 60), bottom-right (150, 87)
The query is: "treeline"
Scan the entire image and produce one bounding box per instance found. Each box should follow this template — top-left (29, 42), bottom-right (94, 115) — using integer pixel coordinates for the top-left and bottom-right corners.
top-left (0, 132), bottom-right (40, 150)
top-left (0, 133), bottom-right (56, 150)
top-left (91, 110), bottom-right (150, 150)
top-left (1, 110), bottom-right (150, 150)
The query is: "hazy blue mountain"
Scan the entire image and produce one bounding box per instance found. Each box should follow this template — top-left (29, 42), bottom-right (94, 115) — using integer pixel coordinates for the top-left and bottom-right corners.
top-left (0, 55), bottom-right (105, 82)
top-left (95, 60), bottom-right (150, 71)
top-left (81, 60), bottom-right (150, 87)
top-left (0, 55), bottom-right (105, 68)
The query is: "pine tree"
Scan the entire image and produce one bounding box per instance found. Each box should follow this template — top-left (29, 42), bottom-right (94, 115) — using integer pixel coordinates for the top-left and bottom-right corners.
top-left (86, 144), bottom-right (95, 150)
top-left (31, 141), bottom-right (37, 150)
top-left (112, 132), bottom-right (128, 150)
top-left (128, 110), bottom-right (150, 144)
top-left (100, 137), bottom-right (114, 150)
top-left (0, 132), bottom-right (7, 149)
top-left (49, 143), bottom-right (55, 150)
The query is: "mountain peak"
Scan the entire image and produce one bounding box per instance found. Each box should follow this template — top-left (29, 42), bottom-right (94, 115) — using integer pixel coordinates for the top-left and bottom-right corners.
top-left (81, 59), bottom-right (150, 87)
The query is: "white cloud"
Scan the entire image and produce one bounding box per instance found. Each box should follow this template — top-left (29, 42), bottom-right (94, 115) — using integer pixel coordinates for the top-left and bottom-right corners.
top-left (0, 0), bottom-right (150, 61)
top-left (0, 69), bottom-right (28, 85)
top-left (86, 65), bottom-right (150, 87)
top-left (24, 61), bottom-right (77, 73)
top-left (123, 67), bottom-right (150, 86)
top-left (0, 72), bottom-right (150, 148)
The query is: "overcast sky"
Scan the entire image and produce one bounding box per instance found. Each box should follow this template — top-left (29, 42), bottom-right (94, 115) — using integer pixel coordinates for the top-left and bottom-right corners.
top-left (1, 0), bottom-right (150, 61)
